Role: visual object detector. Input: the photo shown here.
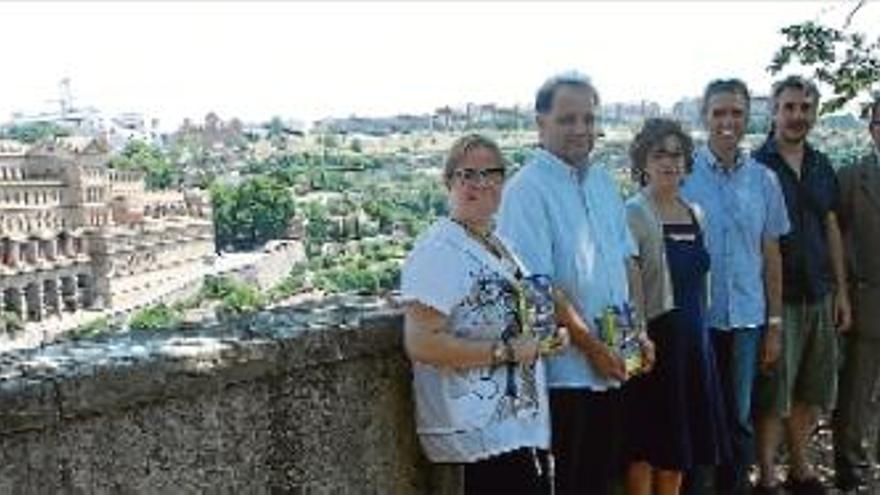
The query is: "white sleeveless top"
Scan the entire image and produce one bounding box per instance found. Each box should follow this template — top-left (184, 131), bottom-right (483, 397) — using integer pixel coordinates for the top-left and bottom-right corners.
top-left (401, 218), bottom-right (551, 463)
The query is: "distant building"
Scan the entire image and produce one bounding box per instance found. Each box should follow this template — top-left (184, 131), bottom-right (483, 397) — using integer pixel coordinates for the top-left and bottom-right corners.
top-left (604, 100), bottom-right (663, 124)
top-left (0, 137), bottom-right (214, 343)
top-left (312, 102), bottom-right (534, 136)
top-left (7, 80), bottom-right (162, 152)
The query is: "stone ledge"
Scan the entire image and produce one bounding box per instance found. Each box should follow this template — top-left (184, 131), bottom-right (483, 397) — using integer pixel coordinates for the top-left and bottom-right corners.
top-left (0, 295), bottom-right (405, 435)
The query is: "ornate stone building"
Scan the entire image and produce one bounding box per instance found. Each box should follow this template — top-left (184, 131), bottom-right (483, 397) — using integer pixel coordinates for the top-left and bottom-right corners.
top-left (0, 138), bottom-right (214, 341)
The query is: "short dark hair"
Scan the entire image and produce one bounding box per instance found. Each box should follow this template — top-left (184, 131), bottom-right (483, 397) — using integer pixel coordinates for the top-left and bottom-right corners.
top-left (535, 71), bottom-right (600, 115)
top-left (701, 78), bottom-right (751, 120)
top-left (629, 118), bottom-right (695, 187)
top-left (771, 75), bottom-right (821, 111)
top-left (443, 134), bottom-right (506, 186)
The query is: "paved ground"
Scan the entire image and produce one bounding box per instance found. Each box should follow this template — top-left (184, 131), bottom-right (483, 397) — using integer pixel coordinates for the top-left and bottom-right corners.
top-left (806, 419), bottom-right (879, 494)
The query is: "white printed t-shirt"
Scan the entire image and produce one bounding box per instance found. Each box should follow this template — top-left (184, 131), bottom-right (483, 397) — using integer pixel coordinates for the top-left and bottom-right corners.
top-left (401, 217), bottom-right (551, 463)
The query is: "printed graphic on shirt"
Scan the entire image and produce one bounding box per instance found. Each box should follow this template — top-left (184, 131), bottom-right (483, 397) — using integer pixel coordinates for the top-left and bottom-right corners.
top-left (450, 266), bottom-right (554, 421)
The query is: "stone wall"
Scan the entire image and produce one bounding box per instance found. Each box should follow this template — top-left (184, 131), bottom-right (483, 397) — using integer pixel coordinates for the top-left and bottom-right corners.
top-left (0, 298), bottom-right (461, 493)
top-left (223, 239), bottom-right (306, 291)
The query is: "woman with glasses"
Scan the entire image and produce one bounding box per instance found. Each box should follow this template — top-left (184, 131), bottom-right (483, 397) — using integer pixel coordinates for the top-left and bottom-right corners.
top-left (623, 119), bottom-right (730, 495)
top-left (401, 134), bottom-right (574, 493)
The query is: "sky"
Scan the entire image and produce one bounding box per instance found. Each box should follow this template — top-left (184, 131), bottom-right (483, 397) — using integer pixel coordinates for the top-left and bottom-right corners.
top-left (0, 1), bottom-right (877, 131)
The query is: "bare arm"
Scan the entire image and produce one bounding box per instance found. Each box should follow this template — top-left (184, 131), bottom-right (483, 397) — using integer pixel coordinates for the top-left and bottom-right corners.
top-left (552, 288), bottom-right (626, 381)
top-left (826, 212), bottom-right (852, 332)
top-left (404, 303), bottom-right (537, 369)
top-left (760, 238), bottom-right (783, 372)
top-left (626, 256), bottom-right (655, 371)
top-left (626, 256), bottom-right (647, 331)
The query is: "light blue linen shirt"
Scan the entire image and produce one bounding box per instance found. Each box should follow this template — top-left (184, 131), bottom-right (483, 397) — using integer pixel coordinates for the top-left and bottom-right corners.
top-left (681, 146), bottom-right (790, 330)
top-left (497, 148), bottom-right (636, 391)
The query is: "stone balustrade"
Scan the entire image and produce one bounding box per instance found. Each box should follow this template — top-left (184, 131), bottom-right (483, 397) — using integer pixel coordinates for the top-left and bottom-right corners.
top-left (0, 298), bottom-right (460, 493)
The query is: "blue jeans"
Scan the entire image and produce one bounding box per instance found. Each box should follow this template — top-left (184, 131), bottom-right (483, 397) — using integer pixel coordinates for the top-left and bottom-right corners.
top-left (712, 327), bottom-right (762, 494)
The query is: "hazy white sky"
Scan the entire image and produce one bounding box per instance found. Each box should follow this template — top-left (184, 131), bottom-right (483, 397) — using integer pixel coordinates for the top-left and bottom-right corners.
top-left (0, 1), bottom-right (876, 130)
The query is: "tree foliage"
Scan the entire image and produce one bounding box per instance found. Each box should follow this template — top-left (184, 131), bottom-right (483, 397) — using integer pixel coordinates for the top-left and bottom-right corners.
top-left (210, 175), bottom-right (296, 251)
top-left (109, 140), bottom-right (181, 190)
top-left (202, 275), bottom-right (265, 317)
top-left (129, 303), bottom-right (180, 331)
top-left (770, 8), bottom-right (880, 114)
top-left (1, 122), bottom-right (70, 143)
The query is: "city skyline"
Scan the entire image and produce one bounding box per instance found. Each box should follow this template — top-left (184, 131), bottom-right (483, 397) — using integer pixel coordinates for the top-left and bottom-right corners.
top-left (1, 1), bottom-right (877, 131)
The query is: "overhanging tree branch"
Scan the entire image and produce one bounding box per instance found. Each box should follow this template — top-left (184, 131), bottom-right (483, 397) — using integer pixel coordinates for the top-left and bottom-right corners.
top-left (843, 0), bottom-right (867, 29)
top-left (770, 0), bottom-right (879, 115)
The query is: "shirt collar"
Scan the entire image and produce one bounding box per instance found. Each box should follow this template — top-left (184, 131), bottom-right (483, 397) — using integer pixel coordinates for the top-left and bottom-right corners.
top-left (699, 144), bottom-right (746, 175)
top-left (763, 136), bottom-right (818, 171)
top-left (531, 147), bottom-right (591, 182)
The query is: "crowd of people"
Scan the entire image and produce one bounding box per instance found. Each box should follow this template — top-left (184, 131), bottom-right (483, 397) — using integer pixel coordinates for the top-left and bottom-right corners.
top-left (400, 71), bottom-right (880, 495)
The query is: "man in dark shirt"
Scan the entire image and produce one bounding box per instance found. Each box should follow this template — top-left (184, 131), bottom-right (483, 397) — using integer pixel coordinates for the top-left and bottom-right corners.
top-left (752, 75), bottom-right (852, 494)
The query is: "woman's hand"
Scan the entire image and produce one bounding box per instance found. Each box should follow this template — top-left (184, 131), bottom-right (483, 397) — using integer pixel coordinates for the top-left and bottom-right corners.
top-left (539, 327), bottom-right (570, 356)
top-left (510, 337), bottom-right (541, 365)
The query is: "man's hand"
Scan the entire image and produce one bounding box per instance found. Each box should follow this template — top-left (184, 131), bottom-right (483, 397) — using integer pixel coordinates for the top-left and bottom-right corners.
top-left (585, 341), bottom-right (626, 381)
top-left (638, 333), bottom-right (656, 374)
top-left (834, 289), bottom-right (852, 333)
top-left (759, 323), bottom-right (782, 374)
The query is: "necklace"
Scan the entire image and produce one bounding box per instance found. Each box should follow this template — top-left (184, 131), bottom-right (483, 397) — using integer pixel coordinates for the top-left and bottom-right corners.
top-left (450, 217), bottom-right (532, 338)
top-left (450, 217), bottom-right (507, 261)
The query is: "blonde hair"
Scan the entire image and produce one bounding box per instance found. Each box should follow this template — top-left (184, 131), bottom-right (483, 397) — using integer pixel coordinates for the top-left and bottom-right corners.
top-left (443, 134), bottom-right (507, 186)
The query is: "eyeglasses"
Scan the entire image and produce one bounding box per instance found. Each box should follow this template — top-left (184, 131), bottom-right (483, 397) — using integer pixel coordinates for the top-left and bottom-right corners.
top-left (451, 167), bottom-right (506, 186)
top-left (647, 150), bottom-right (685, 161)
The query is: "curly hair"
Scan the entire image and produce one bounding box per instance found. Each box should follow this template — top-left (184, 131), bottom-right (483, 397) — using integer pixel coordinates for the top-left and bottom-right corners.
top-left (629, 118), bottom-right (695, 187)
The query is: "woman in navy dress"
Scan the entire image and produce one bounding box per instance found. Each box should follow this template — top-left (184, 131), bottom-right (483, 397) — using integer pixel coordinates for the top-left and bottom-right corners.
top-left (624, 119), bottom-right (730, 495)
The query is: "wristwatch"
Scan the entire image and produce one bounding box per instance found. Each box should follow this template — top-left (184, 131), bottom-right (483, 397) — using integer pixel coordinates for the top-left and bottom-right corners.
top-left (491, 341), bottom-right (506, 366)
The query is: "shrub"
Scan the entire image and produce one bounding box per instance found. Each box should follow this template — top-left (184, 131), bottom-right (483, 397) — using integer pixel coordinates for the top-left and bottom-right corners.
top-left (130, 304), bottom-right (180, 331)
top-left (69, 317), bottom-right (111, 340)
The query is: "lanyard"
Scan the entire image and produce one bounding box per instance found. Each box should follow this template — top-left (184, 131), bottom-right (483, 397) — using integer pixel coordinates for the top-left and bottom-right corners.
top-left (451, 218), bottom-right (534, 399)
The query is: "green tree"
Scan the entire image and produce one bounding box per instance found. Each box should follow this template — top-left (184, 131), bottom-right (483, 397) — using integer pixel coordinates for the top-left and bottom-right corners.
top-left (1, 122), bottom-right (69, 143)
top-left (210, 175), bottom-right (296, 251)
top-left (109, 140), bottom-right (180, 190)
top-left (770, 2), bottom-right (879, 114)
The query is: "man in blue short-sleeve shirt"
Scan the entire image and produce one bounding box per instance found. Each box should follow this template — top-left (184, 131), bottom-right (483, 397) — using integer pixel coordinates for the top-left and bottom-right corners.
top-left (681, 79), bottom-right (790, 495)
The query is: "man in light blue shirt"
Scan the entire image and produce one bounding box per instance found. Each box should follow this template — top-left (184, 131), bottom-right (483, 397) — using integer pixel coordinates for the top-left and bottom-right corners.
top-left (498, 72), bottom-right (651, 495)
top-left (680, 79), bottom-right (790, 495)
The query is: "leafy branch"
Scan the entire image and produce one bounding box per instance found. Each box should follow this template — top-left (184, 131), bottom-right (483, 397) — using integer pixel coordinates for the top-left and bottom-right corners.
top-left (769, 11), bottom-right (880, 114)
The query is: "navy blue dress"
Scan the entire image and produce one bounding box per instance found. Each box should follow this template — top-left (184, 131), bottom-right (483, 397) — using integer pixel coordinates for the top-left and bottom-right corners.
top-left (626, 218), bottom-right (731, 470)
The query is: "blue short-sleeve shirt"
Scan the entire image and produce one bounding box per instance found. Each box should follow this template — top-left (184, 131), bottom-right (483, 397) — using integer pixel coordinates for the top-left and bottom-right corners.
top-left (681, 146), bottom-right (791, 330)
